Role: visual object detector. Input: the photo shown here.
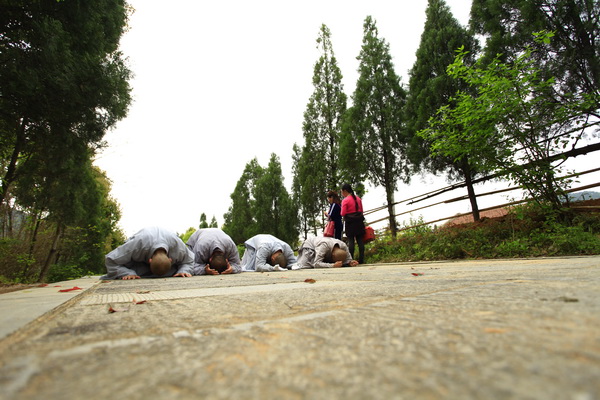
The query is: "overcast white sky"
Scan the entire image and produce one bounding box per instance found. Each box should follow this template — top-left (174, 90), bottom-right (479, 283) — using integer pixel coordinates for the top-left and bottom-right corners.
top-left (94, 0), bottom-right (598, 237)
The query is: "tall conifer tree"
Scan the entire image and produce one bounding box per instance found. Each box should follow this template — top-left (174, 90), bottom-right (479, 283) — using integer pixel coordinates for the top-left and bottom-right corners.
top-left (405, 0), bottom-right (483, 220)
top-left (293, 24), bottom-right (347, 235)
top-left (341, 16), bottom-right (407, 237)
top-left (470, 0), bottom-right (599, 113)
top-left (224, 155), bottom-right (298, 246)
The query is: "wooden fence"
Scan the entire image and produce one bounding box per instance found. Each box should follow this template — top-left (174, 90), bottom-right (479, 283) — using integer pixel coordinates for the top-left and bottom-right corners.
top-left (363, 167), bottom-right (600, 233)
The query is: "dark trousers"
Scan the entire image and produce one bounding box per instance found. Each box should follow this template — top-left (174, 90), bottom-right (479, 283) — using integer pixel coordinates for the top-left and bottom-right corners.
top-left (334, 221), bottom-right (343, 240)
top-left (347, 231), bottom-right (365, 264)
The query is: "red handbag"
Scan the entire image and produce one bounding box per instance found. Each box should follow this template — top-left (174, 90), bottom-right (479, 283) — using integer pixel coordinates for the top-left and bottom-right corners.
top-left (323, 221), bottom-right (335, 237)
top-left (363, 226), bottom-right (375, 243)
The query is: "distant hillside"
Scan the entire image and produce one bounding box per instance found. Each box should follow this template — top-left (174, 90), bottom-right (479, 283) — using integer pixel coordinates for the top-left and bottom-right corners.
top-left (569, 191), bottom-right (600, 202)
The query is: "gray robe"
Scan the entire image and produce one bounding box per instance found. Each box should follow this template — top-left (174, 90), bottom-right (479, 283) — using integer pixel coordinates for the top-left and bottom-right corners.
top-left (102, 226), bottom-right (194, 280)
top-left (241, 234), bottom-right (297, 272)
top-left (186, 228), bottom-right (241, 275)
top-left (296, 236), bottom-right (352, 269)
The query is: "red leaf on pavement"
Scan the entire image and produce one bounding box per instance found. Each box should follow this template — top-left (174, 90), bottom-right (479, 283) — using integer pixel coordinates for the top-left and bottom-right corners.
top-left (58, 286), bottom-right (82, 292)
top-left (135, 300), bottom-right (147, 304)
top-left (108, 304), bottom-right (129, 313)
top-left (304, 278), bottom-right (316, 284)
top-left (411, 273), bottom-right (424, 276)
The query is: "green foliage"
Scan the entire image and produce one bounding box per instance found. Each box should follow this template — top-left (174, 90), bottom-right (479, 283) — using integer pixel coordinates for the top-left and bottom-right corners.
top-left (1, 0), bottom-right (132, 204)
top-left (179, 227), bottom-right (196, 244)
top-left (199, 213), bottom-right (209, 229)
top-left (198, 213), bottom-right (217, 229)
top-left (46, 262), bottom-right (92, 283)
top-left (367, 204), bottom-right (600, 262)
top-left (341, 16), bottom-right (408, 236)
top-left (0, 1), bottom-right (131, 282)
top-left (293, 24), bottom-right (348, 237)
top-left (224, 154), bottom-right (299, 246)
top-left (406, 0), bottom-right (479, 172)
top-left (400, 215), bottom-right (433, 235)
top-left (419, 32), bottom-right (599, 216)
top-left (470, 0), bottom-right (600, 101)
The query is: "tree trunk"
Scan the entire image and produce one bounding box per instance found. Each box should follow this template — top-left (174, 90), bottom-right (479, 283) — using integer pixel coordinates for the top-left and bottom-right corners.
top-left (20, 213), bottom-right (42, 279)
top-left (462, 160), bottom-right (480, 222)
top-left (386, 188), bottom-right (397, 239)
top-left (38, 223), bottom-right (63, 283)
top-left (1, 118), bottom-right (27, 206)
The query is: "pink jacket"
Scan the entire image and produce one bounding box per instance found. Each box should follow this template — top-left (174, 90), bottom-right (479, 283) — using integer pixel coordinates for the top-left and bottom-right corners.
top-left (341, 195), bottom-right (363, 216)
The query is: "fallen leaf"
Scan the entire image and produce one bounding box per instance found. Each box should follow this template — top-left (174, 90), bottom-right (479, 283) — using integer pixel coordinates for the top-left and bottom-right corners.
top-left (37, 283), bottom-right (48, 287)
top-left (58, 286), bottom-right (82, 292)
top-left (484, 328), bottom-right (508, 334)
top-left (108, 304), bottom-right (130, 313)
top-left (304, 278), bottom-right (316, 284)
top-left (411, 273), bottom-right (424, 276)
top-left (136, 290), bottom-right (150, 294)
top-left (135, 300), bottom-right (147, 305)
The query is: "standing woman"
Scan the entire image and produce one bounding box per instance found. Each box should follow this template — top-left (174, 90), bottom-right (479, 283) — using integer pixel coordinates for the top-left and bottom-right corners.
top-left (340, 183), bottom-right (365, 264)
top-left (324, 190), bottom-right (343, 240)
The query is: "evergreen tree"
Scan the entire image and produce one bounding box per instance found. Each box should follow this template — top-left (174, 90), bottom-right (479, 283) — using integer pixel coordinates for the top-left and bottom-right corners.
top-left (209, 216), bottom-right (218, 228)
top-left (405, 0), bottom-right (484, 220)
top-left (224, 155), bottom-right (298, 246)
top-left (223, 159), bottom-right (260, 244)
top-left (341, 16), bottom-right (407, 237)
top-left (199, 213), bottom-right (209, 229)
top-left (470, 0), bottom-right (599, 114)
top-left (253, 154), bottom-right (299, 246)
top-left (0, 0), bottom-right (132, 205)
top-left (292, 143), bottom-right (322, 238)
top-left (293, 24), bottom-right (347, 235)
top-left (419, 34), bottom-right (599, 219)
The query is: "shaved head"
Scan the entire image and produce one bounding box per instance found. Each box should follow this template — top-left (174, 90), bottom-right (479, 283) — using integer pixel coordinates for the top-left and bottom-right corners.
top-left (332, 246), bottom-right (347, 263)
top-left (150, 249), bottom-right (171, 276)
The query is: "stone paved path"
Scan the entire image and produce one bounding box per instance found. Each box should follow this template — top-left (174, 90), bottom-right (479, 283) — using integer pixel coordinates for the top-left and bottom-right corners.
top-left (0, 257), bottom-right (598, 399)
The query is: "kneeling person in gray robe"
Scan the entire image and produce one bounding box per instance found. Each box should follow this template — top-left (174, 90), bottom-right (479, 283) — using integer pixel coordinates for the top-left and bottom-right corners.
top-left (241, 234), bottom-right (297, 272)
top-left (296, 236), bottom-right (358, 269)
top-left (186, 228), bottom-right (242, 275)
top-left (102, 226), bottom-right (194, 280)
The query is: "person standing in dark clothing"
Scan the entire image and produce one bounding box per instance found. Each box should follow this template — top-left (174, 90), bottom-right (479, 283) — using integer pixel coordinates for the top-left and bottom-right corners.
top-left (340, 183), bottom-right (365, 264)
top-left (325, 190), bottom-right (343, 240)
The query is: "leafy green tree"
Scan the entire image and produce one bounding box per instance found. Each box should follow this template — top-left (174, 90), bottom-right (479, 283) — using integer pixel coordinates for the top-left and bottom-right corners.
top-left (341, 16), bottom-right (408, 237)
top-left (0, 0), bottom-right (132, 205)
top-left (57, 167), bottom-right (124, 277)
top-left (223, 159), bottom-right (260, 243)
top-left (292, 143), bottom-right (322, 238)
top-left (12, 136), bottom-right (124, 281)
top-left (293, 24), bottom-right (347, 235)
top-left (470, 0), bottom-right (599, 115)
top-left (254, 154), bottom-right (299, 246)
top-left (418, 35), bottom-right (599, 219)
top-left (405, 0), bottom-right (484, 220)
top-left (224, 155), bottom-right (299, 246)
top-left (180, 227), bottom-right (196, 243)
top-left (199, 213), bottom-right (209, 229)
top-left (209, 216), bottom-right (218, 228)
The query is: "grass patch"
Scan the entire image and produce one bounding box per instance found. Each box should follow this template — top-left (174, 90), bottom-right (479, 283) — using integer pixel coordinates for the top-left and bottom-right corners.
top-left (365, 203), bottom-right (600, 263)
